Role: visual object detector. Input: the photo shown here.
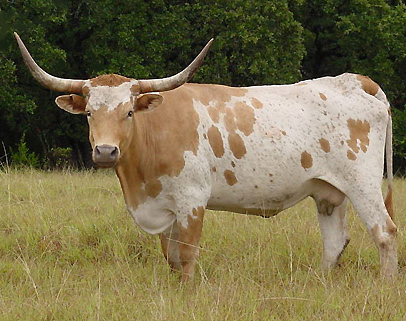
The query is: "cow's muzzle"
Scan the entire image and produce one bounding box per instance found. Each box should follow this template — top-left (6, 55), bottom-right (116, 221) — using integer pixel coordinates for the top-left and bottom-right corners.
top-left (93, 144), bottom-right (120, 168)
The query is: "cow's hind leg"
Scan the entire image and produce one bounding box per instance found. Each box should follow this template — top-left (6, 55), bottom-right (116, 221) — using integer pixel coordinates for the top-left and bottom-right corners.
top-left (316, 197), bottom-right (350, 270)
top-left (348, 188), bottom-right (397, 278)
top-left (311, 179), bottom-right (349, 270)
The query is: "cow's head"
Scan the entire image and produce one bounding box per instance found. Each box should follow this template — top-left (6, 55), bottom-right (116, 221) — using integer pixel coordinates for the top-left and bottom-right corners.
top-left (14, 32), bottom-right (212, 168)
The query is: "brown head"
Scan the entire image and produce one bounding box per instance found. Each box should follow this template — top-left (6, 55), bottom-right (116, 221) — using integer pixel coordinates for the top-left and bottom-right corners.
top-left (14, 32), bottom-right (212, 168)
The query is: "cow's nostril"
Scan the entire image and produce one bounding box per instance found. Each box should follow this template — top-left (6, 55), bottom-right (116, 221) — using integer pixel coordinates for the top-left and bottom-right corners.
top-left (111, 147), bottom-right (118, 158)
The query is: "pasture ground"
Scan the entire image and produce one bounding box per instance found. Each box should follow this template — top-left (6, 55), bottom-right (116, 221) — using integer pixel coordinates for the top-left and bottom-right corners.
top-left (0, 169), bottom-right (405, 320)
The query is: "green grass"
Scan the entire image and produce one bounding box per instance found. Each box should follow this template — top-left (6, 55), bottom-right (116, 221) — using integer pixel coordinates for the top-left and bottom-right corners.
top-left (0, 168), bottom-right (405, 320)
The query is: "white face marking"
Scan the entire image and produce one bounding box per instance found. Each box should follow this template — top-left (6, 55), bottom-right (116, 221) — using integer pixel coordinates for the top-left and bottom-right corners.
top-left (85, 80), bottom-right (138, 111)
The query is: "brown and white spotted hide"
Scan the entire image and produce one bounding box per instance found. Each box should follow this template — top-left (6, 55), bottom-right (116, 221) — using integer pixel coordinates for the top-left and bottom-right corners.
top-left (54, 73), bottom-right (399, 280)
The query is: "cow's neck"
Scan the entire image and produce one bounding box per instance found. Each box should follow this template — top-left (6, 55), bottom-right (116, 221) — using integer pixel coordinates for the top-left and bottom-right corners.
top-left (114, 115), bottom-right (163, 209)
top-left (114, 92), bottom-right (201, 209)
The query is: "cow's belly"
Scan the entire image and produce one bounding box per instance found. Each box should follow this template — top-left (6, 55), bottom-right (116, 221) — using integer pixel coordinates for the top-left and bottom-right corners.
top-left (206, 176), bottom-right (346, 218)
top-left (207, 178), bottom-right (311, 217)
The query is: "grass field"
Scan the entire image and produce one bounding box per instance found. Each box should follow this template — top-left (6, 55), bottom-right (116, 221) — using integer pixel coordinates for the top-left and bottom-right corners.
top-left (0, 168), bottom-right (405, 320)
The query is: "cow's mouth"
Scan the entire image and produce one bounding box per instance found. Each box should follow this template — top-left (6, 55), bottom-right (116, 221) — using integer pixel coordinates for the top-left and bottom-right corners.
top-left (94, 161), bottom-right (117, 168)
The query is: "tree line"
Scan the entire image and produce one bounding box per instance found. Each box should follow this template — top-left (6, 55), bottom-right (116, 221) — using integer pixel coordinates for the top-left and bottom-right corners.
top-left (1, 0), bottom-right (406, 170)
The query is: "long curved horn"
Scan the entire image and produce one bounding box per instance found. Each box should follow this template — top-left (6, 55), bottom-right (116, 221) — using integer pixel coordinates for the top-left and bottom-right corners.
top-left (138, 39), bottom-right (213, 94)
top-left (14, 32), bottom-right (85, 94)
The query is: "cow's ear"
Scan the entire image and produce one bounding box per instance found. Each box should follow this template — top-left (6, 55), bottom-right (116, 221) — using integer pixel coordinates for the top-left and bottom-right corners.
top-left (55, 94), bottom-right (87, 114)
top-left (135, 93), bottom-right (163, 112)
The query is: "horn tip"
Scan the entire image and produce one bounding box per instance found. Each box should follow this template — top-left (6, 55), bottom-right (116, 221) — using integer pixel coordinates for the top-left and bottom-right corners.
top-left (14, 32), bottom-right (23, 47)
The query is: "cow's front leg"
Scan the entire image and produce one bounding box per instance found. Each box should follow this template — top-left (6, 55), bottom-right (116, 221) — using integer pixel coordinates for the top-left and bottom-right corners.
top-left (160, 223), bottom-right (181, 272)
top-left (177, 206), bottom-right (205, 282)
top-left (348, 188), bottom-right (398, 279)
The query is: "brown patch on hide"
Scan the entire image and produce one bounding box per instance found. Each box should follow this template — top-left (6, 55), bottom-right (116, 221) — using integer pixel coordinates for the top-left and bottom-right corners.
top-left (319, 138), bottom-right (331, 153)
top-left (223, 107), bottom-right (247, 158)
top-left (356, 74), bottom-right (379, 96)
top-left (208, 106), bottom-right (220, 123)
top-left (346, 118), bottom-right (370, 153)
top-left (207, 125), bottom-right (225, 158)
top-left (300, 151), bottom-right (313, 169)
top-left (234, 101), bottom-right (256, 136)
top-left (131, 83), bottom-right (141, 94)
top-left (190, 84), bottom-right (248, 106)
top-left (347, 150), bottom-right (357, 161)
top-left (90, 74), bottom-right (132, 87)
top-left (191, 84), bottom-right (249, 131)
top-left (224, 170), bottom-right (238, 186)
top-left (251, 98), bottom-right (263, 109)
top-left (82, 86), bottom-right (90, 95)
top-left (145, 179), bottom-right (162, 198)
top-left (144, 90), bottom-right (200, 177)
top-left (228, 133), bottom-right (247, 159)
top-left (224, 108), bottom-right (237, 133)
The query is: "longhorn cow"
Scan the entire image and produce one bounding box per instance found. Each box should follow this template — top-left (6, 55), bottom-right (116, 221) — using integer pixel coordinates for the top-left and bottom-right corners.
top-left (14, 33), bottom-right (397, 281)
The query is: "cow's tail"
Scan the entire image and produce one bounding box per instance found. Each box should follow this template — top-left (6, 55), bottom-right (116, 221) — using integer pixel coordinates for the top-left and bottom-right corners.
top-left (384, 113), bottom-right (394, 220)
top-left (359, 76), bottom-right (394, 220)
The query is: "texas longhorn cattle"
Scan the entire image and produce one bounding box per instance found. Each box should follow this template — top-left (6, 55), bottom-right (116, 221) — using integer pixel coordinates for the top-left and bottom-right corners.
top-left (15, 32), bottom-right (397, 281)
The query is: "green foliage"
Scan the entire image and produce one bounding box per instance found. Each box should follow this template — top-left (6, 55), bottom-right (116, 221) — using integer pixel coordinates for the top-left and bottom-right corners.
top-left (72, 0), bottom-right (304, 86)
top-left (392, 107), bottom-right (406, 170)
top-left (0, 0), bottom-right (86, 168)
top-left (48, 147), bottom-right (74, 169)
top-left (0, 47), bottom-right (37, 156)
top-left (179, 0), bottom-right (305, 85)
top-left (289, 0), bottom-right (406, 102)
top-left (10, 134), bottom-right (40, 168)
top-left (1, 0), bottom-right (406, 170)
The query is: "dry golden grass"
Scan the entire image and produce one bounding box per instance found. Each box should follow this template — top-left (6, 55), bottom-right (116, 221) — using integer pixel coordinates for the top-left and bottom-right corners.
top-left (0, 168), bottom-right (405, 320)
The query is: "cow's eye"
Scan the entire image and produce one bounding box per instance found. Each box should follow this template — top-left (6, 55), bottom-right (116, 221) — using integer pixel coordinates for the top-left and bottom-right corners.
top-left (127, 110), bottom-right (133, 117)
top-left (86, 111), bottom-right (91, 117)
